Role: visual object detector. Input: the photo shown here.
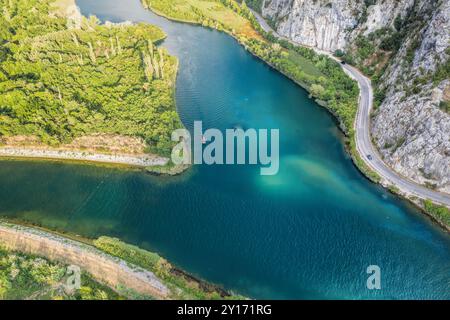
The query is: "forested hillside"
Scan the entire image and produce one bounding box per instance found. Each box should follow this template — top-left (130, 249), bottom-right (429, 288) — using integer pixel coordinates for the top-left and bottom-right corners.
top-left (0, 0), bottom-right (182, 156)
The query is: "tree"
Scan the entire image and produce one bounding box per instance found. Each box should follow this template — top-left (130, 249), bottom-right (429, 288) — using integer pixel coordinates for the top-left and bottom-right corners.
top-left (310, 84), bottom-right (325, 98)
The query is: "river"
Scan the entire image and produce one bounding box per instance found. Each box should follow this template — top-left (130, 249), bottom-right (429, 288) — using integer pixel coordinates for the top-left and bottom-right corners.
top-left (0, 0), bottom-right (449, 299)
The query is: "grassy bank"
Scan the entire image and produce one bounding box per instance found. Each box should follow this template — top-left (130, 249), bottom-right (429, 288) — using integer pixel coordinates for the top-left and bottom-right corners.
top-left (423, 201), bottom-right (450, 231)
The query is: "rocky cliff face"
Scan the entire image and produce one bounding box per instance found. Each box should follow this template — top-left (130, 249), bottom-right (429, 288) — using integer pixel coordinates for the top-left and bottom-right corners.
top-left (262, 0), bottom-right (357, 51)
top-left (371, 0), bottom-right (450, 193)
top-left (260, 0), bottom-right (450, 193)
top-left (261, 0), bottom-right (416, 51)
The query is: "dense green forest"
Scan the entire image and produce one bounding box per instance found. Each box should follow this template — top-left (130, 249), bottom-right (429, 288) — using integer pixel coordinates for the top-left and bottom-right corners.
top-left (0, 0), bottom-right (182, 156)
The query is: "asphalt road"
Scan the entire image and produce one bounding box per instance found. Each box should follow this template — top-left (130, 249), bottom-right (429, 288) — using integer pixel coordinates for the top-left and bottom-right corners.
top-left (250, 9), bottom-right (450, 207)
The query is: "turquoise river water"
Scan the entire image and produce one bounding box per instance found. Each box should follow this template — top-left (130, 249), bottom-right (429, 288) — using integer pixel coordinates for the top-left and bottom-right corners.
top-left (0, 0), bottom-right (449, 299)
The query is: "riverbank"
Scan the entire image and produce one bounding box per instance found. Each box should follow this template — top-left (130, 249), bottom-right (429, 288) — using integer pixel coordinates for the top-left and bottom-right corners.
top-left (0, 220), bottom-right (242, 300)
top-left (0, 136), bottom-right (191, 175)
top-left (0, 147), bottom-right (168, 167)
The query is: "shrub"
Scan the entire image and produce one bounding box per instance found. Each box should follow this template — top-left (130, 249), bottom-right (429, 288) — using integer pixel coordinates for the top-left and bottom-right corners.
top-left (423, 200), bottom-right (450, 226)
